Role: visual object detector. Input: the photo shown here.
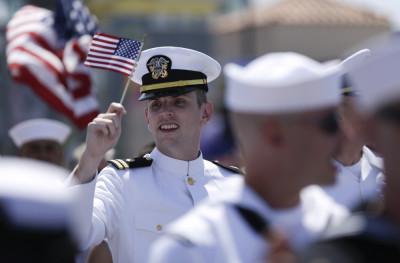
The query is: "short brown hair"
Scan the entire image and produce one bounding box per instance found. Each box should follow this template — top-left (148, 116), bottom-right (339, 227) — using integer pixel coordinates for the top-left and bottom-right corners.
top-left (195, 89), bottom-right (208, 106)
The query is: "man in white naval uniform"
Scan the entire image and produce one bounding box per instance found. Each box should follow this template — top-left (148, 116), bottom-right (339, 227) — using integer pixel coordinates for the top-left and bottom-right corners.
top-left (149, 52), bottom-right (349, 263)
top-left (300, 33), bottom-right (400, 263)
top-left (71, 47), bottom-right (241, 262)
top-left (323, 50), bottom-right (384, 209)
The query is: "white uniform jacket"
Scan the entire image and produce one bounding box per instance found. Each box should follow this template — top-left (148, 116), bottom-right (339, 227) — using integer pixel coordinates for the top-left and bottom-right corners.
top-left (323, 146), bottom-right (385, 209)
top-left (73, 148), bottom-right (240, 263)
top-left (149, 180), bottom-right (348, 263)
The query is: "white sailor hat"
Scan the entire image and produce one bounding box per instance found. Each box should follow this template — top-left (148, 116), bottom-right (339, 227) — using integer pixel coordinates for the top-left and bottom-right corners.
top-left (9, 118), bottom-right (71, 148)
top-left (347, 34), bottom-right (400, 113)
top-left (131, 46), bottom-right (221, 101)
top-left (0, 157), bottom-right (80, 261)
top-left (224, 52), bottom-right (342, 114)
top-left (340, 49), bottom-right (371, 96)
top-left (0, 157), bottom-right (74, 232)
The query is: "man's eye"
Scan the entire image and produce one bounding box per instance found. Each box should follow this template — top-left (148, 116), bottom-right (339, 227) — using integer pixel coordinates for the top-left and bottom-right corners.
top-left (150, 102), bottom-right (161, 110)
top-left (175, 99), bottom-right (185, 107)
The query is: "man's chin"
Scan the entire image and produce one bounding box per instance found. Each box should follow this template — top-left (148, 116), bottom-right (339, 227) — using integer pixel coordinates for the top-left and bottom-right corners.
top-left (156, 135), bottom-right (180, 146)
top-left (310, 164), bottom-right (338, 187)
top-left (318, 176), bottom-right (337, 187)
top-left (318, 167), bottom-right (338, 186)
top-left (157, 130), bottom-right (179, 139)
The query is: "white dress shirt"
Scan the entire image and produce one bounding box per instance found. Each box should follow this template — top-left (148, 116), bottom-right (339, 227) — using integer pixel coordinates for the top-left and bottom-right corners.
top-left (73, 148), bottom-right (240, 263)
top-left (149, 180), bottom-right (348, 263)
top-left (323, 146), bottom-right (384, 209)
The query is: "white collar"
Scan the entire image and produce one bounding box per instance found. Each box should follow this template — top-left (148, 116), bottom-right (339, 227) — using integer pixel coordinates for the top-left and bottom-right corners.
top-left (362, 146), bottom-right (383, 170)
top-left (333, 146), bottom-right (383, 174)
top-left (150, 147), bottom-right (205, 179)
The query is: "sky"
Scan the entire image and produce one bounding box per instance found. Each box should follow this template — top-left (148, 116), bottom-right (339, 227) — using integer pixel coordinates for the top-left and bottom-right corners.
top-left (250, 0), bottom-right (400, 29)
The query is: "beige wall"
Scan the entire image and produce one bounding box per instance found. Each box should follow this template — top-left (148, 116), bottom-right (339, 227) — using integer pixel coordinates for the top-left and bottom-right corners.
top-left (213, 32), bottom-right (244, 63)
top-left (213, 24), bottom-right (389, 64)
top-left (254, 25), bottom-right (389, 60)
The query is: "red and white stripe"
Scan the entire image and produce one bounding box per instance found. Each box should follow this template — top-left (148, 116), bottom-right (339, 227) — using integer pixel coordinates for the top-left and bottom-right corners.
top-left (6, 5), bottom-right (99, 128)
top-left (84, 33), bottom-right (136, 76)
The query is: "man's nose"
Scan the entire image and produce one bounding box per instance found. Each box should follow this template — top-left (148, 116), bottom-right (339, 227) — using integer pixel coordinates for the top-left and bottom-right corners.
top-left (159, 107), bottom-right (174, 118)
top-left (161, 102), bottom-right (175, 114)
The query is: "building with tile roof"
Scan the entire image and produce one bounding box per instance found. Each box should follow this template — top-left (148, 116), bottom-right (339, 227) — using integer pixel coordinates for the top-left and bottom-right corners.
top-left (211, 0), bottom-right (390, 63)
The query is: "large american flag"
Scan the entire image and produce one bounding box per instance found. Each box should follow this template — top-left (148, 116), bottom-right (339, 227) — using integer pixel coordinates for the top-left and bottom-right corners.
top-left (6, 4), bottom-right (99, 129)
top-left (54, 0), bottom-right (98, 41)
top-left (84, 33), bottom-right (143, 77)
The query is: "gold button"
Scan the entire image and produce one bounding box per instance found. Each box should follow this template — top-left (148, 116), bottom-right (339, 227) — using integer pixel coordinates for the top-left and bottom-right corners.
top-left (187, 176), bottom-right (195, 185)
top-left (156, 224), bottom-right (163, 231)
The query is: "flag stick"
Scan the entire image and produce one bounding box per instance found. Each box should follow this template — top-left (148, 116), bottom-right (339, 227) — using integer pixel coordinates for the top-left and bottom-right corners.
top-left (119, 77), bottom-right (131, 104)
top-left (118, 35), bottom-right (146, 105)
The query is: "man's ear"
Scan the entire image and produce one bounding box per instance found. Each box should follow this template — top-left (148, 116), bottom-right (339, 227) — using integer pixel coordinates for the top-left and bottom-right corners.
top-left (144, 107), bottom-right (149, 124)
top-left (201, 102), bottom-right (214, 125)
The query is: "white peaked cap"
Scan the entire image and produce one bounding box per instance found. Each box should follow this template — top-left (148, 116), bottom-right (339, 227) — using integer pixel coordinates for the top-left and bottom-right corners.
top-left (131, 46), bottom-right (221, 85)
top-left (341, 49), bottom-right (371, 72)
top-left (0, 157), bottom-right (74, 232)
top-left (347, 34), bottom-right (400, 113)
top-left (340, 49), bottom-right (371, 95)
top-left (224, 52), bottom-right (342, 114)
top-left (9, 118), bottom-right (71, 147)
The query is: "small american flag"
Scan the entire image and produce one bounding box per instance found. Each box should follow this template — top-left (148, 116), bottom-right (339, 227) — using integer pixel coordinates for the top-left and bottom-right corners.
top-left (84, 33), bottom-right (143, 77)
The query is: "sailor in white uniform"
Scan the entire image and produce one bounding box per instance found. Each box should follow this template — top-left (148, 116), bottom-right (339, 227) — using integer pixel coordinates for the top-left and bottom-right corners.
top-left (323, 50), bottom-right (384, 209)
top-left (70, 47), bottom-right (241, 262)
top-left (9, 118), bottom-right (71, 167)
top-left (300, 32), bottom-right (400, 263)
top-left (149, 52), bottom-right (349, 263)
top-left (0, 157), bottom-right (78, 262)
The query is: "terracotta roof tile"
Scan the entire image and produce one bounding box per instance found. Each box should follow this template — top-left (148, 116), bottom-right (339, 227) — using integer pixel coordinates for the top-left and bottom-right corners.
top-left (213, 0), bottom-right (390, 33)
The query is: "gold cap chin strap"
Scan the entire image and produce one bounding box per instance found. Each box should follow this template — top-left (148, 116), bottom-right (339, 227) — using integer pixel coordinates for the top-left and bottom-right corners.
top-left (342, 86), bottom-right (353, 94)
top-left (140, 79), bottom-right (207, 93)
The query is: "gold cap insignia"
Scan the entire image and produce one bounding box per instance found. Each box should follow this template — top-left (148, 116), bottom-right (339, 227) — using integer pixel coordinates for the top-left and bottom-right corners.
top-left (146, 55), bottom-right (171, 80)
